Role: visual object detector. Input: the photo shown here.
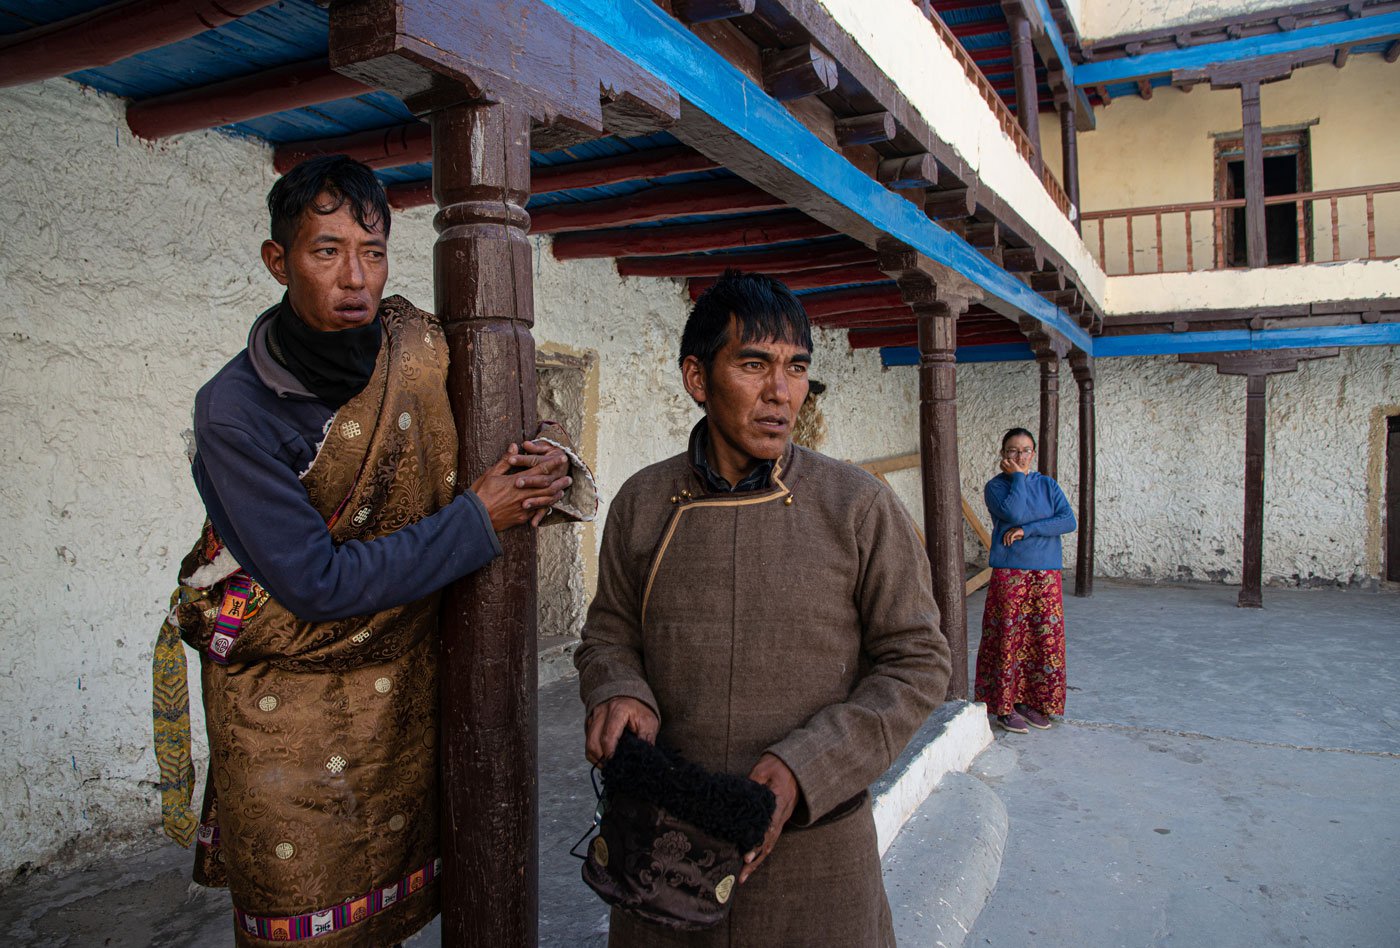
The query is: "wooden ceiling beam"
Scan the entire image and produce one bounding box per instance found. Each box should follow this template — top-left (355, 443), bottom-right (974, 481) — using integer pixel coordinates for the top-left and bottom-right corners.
top-left (688, 264), bottom-right (889, 298)
top-left (383, 146), bottom-right (726, 209)
top-left (551, 210), bottom-right (833, 259)
top-left (127, 60), bottom-right (370, 140)
top-left (802, 285), bottom-right (907, 319)
top-left (277, 122), bottom-right (430, 174)
top-left (615, 239), bottom-right (872, 278)
top-left (0, 0), bottom-right (279, 90)
top-left (530, 179), bottom-right (785, 234)
top-left (812, 307), bottom-right (914, 330)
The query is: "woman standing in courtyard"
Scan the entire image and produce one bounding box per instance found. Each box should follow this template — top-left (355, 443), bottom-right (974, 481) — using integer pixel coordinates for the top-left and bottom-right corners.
top-left (978, 427), bottom-right (1077, 734)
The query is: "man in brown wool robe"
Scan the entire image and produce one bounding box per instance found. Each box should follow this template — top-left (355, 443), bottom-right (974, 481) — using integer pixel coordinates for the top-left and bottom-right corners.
top-left (574, 269), bottom-right (952, 947)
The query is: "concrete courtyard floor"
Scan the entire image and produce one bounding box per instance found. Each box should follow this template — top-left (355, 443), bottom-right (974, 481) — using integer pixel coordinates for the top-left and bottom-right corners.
top-left (962, 579), bottom-right (1400, 948)
top-left (1, 579), bottom-right (1396, 946)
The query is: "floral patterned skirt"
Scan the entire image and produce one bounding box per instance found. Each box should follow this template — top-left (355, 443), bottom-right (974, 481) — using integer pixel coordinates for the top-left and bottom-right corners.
top-left (975, 568), bottom-right (1066, 716)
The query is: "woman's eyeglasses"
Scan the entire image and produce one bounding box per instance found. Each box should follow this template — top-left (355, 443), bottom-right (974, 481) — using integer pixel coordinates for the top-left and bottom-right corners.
top-left (1001, 448), bottom-right (1034, 458)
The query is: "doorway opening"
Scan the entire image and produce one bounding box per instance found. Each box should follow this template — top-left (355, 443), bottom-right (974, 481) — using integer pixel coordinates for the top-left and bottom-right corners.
top-left (1215, 129), bottom-right (1313, 267)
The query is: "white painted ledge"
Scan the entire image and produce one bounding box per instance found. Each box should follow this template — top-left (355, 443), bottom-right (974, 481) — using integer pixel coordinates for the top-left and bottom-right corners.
top-left (1103, 257), bottom-right (1400, 314)
top-left (873, 700), bottom-right (996, 856)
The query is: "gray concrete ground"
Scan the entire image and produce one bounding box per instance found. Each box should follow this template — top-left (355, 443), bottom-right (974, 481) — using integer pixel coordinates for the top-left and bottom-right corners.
top-left (2, 579), bottom-right (1396, 946)
top-left (963, 579), bottom-right (1400, 948)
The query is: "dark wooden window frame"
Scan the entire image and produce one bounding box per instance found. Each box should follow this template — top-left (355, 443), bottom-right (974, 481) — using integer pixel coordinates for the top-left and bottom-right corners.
top-left (1214, 128), bottom-right (1314, 266)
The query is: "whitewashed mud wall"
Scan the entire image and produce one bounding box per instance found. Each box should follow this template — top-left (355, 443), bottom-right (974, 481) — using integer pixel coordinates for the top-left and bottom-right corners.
top-left (0, 79), bottom-right (920, 878)
top-left (955, 348), bottom-right (1399, 587)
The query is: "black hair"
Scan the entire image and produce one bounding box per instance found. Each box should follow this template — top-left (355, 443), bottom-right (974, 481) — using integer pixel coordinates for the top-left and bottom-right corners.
top-left (1002, 427), bottom-right (1036, 449)
top-left (678, 268), bottom-right (813, 371)
top-left (267, 155), bottom-right (391, 248)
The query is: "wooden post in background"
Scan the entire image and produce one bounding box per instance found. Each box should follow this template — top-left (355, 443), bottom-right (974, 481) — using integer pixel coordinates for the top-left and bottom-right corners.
top-left (1239, 372), bottom-right (1266, 607)
top-left (1055, 84), bottom-right (1081, 233)
top-left (1037, 354), bottom-right (1060, 479)
top-left (1179, 348), bottom-right (1338, 609)
top-left (1004, 0), bottom-right (1042, 173)
top-left (1239, 79), bottom-right (1268, 268)
top-left (1070, 351), bottom-right (1095, 597)
top-left (880, 240), bottom-right (979, 701)
top-left (918, 296), bottom-right (971, 700)
top-left (432, 101), bottom-right (539, 946)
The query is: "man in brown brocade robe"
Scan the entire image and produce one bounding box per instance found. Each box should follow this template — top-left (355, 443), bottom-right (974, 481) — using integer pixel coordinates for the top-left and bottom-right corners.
top-left (575, 271), bottom-right (952, 947)
top-left (164, 157), bottom-right (569, 947)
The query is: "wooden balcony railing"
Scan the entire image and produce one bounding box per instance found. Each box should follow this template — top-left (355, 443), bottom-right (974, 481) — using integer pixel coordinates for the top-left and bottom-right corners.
top-left (1080, 181), bottom-right (1400, 276)
top-left (910, 0), bottom-right (1073, 221)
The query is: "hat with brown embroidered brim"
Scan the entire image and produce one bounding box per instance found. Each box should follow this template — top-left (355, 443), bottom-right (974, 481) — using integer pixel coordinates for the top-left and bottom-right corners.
top-left (573, 730), bottom-right (776, 931)
top-left (531, 420), bottom-right (600, 526)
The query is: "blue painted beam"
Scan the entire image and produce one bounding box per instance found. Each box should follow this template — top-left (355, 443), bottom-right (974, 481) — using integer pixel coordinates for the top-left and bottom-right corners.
top-left (534, 0), bottom-right (1094, 353)
top-left (881, 342), bottom-right (1036, 367)
top-left (1093, 322), bottom-right (1400, 358)
top-left (1075, 12), bottom-right (1400, 87)
top-left (1027, 0), bottom-right (1075, 86)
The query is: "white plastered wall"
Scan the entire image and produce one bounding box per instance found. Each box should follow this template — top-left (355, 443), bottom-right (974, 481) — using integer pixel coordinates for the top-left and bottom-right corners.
top-left (1038, 56), bottom-right (1400, 310)
top-left (955, 347), bottom-right (1399, 587)
top-left (1079, 0), bottom-right (1293, 42)
top-left (818, 0), bottom-right (1107, 306)
top-left (0, 79), bottom-right (921, 877)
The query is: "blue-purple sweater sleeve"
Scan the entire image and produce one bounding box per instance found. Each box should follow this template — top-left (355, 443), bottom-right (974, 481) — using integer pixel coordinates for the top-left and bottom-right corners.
top-left (195, 418), bottom-right (501, 622)
top-left (1022, 481), bottom-right (1077, 538)
top-left (984, 471), bottom-right (1034, 526)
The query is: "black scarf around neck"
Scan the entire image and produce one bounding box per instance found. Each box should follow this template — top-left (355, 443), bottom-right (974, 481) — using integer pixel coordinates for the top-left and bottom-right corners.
top-left (266, 296), bottom-right (382, 407)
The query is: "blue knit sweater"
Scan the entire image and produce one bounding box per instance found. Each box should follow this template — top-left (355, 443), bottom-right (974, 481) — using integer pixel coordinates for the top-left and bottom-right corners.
top-left (984, 471), bottom-right (1077, 570)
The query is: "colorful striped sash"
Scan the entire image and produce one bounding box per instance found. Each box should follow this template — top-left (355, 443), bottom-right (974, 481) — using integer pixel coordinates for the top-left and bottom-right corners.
top-left (207, 572), bottom-right (254, 664)
top-left (234, 857), bottom-right (441, 941)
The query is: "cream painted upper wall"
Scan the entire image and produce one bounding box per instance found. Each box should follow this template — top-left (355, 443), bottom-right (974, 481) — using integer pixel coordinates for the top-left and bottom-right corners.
top-left (1080, 0), bottom-right (1295, 41)
top-left (1040, 56), bottom-right (1400, 281)
top-left (817, 0), bottom-right (1107, 305)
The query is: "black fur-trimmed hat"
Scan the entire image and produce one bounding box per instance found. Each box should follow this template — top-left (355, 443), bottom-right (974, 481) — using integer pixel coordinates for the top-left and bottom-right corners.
top-left (579, 730), bottom-right (777, 931)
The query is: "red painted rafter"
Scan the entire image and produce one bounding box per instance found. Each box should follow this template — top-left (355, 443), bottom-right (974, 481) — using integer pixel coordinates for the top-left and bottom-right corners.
top-left (529, 180), bottom-right (784, 235)
top-left (688, 264), bottom-right (889, 298)
top-left (0, 0), bottom-right (278, 89)
top-left (812, 308), bottom-right (914, 329)
top-left (802, 285), bottom-right (907, 320)
top-left (385, 145), bottom-right (722, 208)
top-left (128, 60), bottom-right (370, 139)
top-left (276, 123), bottom-right (430, 173)
top-left (616, 240), bottom-right (873, 278)
top-left (949, 21), bottom-right (1010, 38)
top-left (551, 211), bottom-right (833, 259)
top-left (847, 324), bottom-right (1023, 349)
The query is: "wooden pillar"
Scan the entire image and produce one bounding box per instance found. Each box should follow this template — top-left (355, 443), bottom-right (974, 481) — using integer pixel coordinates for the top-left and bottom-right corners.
top-left (879, 239), bottom-right (980, 701)
top-left (917, 297), bottom-right (970, 701)
top-left (1179, 348), bottom-right (1338, 608)
top-left (1239, 373), bottom-right (1266, 607)
top-left (1239, 79), bottom-right (1268, 268)
top-left (1056, 87), bottom-right (1081, 233)
top-left (1037, 353), bottom-right (1060, 479)
top-left (432, 101), bottom-right (538, 947)
top-left (1005, 2), bottom-right (1042, 172)
top-left (1070, 352), bottom-right (1095, 597)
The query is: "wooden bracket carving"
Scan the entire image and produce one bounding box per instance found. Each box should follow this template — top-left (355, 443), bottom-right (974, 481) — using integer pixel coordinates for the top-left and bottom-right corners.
top-left (329, 0), bottom-right (679, 141)
top-left (876, 154), bottom-right (938, 190)
top-left (1178, 347), bottom-right (1340, 376)
top-left (876, 237), bottom-right (983, 307)
top-left (762, 43), bottom-right (839, 101)
top-left (836, 111), bottom-right (897, 146)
